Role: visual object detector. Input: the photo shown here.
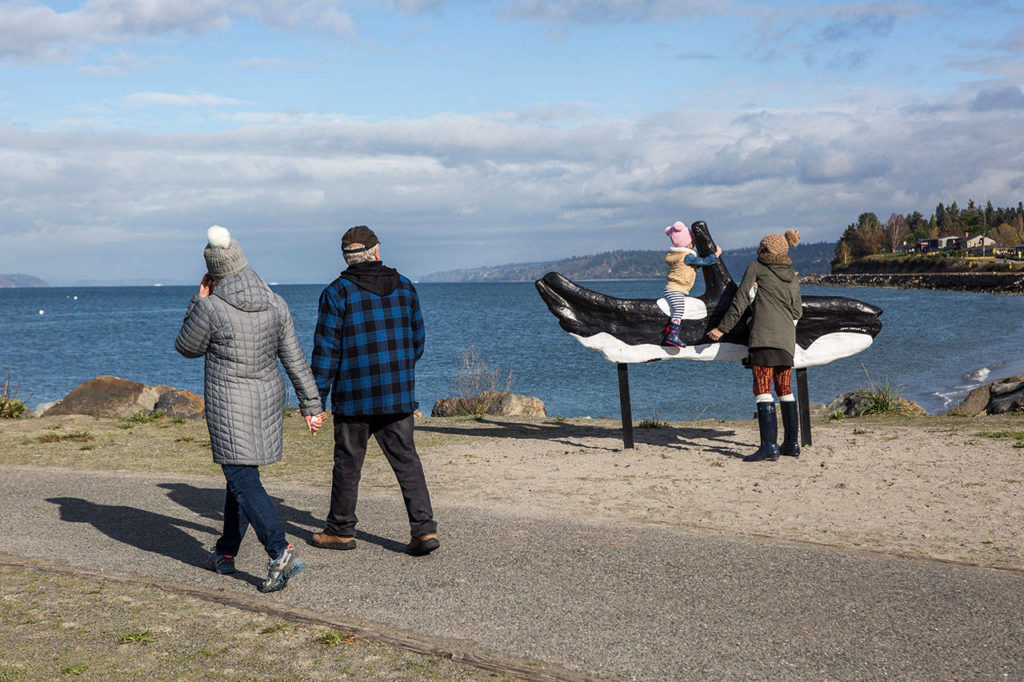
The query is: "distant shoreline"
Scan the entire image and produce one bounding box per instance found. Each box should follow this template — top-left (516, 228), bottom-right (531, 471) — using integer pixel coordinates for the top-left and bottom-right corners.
top-left (801, 272), bottom-right (1024, 295)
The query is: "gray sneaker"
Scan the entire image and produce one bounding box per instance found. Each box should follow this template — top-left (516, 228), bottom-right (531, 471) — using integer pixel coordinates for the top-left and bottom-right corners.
top-left (259, 544), bottom-right (305, 593)
top-left (208, 550), bottom-right (236, 575)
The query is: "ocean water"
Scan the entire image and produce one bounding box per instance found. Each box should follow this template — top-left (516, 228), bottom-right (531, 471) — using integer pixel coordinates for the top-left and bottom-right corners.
top-left (2, 281), bottom-right (1024, 420)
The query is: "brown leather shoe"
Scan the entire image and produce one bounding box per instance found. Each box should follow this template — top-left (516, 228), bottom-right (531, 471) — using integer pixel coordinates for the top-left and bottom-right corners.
top-left (311, 531), bottom-right (356, 550)
top-left (406, 534), bottom-right (440, 556)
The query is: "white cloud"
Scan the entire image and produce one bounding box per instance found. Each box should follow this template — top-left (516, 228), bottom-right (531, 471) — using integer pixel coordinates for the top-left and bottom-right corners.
top-left (232, 56), bottom-right (293, 68)
top-left (122, 91), bottom-right (247, 107)
top-left (0, 0), bottom-right (354, 61)
top-left (3, 86), bottom-right (1024, 282)
top-left (500, 0), bottom-right (720, 24)
top-left (389, 0), bottom-right (450, 14)
top-left (970, 84), bottom-right (1024, 111)
top-left (76, 51), bottom-right (173, 75)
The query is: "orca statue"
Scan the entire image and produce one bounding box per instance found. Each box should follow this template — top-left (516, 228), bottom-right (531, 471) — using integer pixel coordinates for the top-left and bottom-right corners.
top-left (535, 220), bottom-right (883, 368)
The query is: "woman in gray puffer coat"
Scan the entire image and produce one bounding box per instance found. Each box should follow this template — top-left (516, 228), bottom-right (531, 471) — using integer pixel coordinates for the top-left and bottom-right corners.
top-left (175, 226), bottom-right (325, 593)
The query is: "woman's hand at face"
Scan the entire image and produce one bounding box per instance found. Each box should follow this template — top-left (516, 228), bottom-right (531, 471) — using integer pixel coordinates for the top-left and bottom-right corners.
top-left (199, 273), bottom-right (216, 298)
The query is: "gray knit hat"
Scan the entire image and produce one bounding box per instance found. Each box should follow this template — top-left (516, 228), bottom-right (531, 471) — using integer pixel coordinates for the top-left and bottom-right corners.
top-left (204, 225), bottom-right (248, 279)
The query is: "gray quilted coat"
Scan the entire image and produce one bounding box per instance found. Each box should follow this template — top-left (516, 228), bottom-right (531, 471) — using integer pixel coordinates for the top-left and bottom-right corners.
top-left (175, 268), bottom-right (322, 466)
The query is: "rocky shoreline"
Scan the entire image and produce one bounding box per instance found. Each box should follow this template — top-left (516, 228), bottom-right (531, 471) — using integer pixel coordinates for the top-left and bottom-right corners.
top-left (801, 272), bottom-right (1024, 294)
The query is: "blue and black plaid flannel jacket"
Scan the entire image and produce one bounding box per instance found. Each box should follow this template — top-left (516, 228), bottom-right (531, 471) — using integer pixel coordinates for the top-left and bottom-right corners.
top-left (311, 274), bottom-right (425, 415)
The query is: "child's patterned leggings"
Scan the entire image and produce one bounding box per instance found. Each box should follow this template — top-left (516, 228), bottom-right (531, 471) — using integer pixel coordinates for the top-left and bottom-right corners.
top-left (752, 365), bottom-right (792, 397)
top-left (663, 288), bottom-right (687, 322)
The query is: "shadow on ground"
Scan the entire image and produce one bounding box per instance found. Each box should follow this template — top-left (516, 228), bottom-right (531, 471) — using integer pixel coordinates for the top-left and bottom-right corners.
top-left (46, 496), bottom-right (258, 587)
top-left (157, 483), bottom-right (407, 554)
top-left (416, 417), bottom-right (746, 455)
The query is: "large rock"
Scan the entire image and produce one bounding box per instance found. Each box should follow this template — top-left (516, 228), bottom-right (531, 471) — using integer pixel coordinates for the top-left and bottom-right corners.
top-left (431, 392), bottom-right (546, 418)
top-left (771, 401), bottom-right (827, 421)
top-left (29, 401), bottom-right (58, 418)
top-left (488, 393), bottom-right (547, 418)
top-left (826, 392), bottom-right (871, 417)
top-left (155, 388), bottom-right (205, 420)
top-left (827, 391), bottom-right (926, 417)
top-left (953, 374), bottom-right (1024, 416)
top-left (986, 376), bottom-right (1024, 415)
top-left (953, 383), bottom-right (992, 417)
top-left (44, 376), bottom-right (172, 419)
top-left (431, 397), bottom-right (471, 417)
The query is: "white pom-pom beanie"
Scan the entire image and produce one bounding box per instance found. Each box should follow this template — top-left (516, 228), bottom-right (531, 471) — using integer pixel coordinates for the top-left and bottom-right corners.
top-left (203, 225), bottom-right (248, 279)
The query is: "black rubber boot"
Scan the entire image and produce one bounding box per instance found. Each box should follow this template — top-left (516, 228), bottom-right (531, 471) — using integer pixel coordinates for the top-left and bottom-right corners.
top-left (779, 400), bottom-right (800, 457)
top-left (743, 402), bottom-right (780, 462)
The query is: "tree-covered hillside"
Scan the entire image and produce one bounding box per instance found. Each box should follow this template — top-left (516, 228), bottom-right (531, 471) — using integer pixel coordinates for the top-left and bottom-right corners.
top-left (834, 200), bottom-right (1024, 266)
top-left (420, 241), bottom-right (835, 282)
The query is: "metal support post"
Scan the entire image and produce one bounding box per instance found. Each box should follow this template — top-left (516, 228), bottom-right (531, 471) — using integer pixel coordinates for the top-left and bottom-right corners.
top-left (796, 368), bottom-right (812, 447)
top-left (616, 363), bottom-right (634, 449)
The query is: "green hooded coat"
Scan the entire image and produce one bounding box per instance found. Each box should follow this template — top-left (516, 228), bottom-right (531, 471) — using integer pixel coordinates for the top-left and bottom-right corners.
top-left (716, 258), bottom-right (802, 354)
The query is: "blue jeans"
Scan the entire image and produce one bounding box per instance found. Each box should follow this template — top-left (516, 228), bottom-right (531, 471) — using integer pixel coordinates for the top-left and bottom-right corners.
top-left (215, 465), bottom-right (288, 559)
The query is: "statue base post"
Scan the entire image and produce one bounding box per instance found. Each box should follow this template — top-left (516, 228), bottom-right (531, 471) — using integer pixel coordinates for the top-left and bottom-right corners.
top-left (616, 363), bottom-right (634, 449)
top-left (796, 368), bottom-right (812, 447)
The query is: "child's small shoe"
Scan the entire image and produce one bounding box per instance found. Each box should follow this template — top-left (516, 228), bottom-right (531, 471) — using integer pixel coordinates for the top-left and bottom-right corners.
top-left (663, 322), bottom-right (686, 348)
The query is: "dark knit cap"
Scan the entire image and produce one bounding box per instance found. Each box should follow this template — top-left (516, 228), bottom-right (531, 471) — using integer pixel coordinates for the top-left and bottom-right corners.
top-left (341, 225), bottom-right (379, 252)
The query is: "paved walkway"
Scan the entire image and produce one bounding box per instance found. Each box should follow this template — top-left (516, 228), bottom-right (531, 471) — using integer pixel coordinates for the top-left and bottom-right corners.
top-left (2, 465), bottom-right (1022, 680)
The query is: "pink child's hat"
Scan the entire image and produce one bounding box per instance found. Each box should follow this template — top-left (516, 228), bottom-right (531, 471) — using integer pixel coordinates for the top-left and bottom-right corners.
top-left (665, 221), bottom-right (692, 248)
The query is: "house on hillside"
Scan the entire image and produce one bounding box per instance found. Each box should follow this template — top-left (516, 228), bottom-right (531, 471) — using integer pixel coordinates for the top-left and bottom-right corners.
top-left (916, 238), bottom-right (939, 253)
top-left (966, 235), bottom-right (997, 249)
top-left (966, 235), bottom-right (997, 257)
top-left (938, 236), bottom-right (966, 251)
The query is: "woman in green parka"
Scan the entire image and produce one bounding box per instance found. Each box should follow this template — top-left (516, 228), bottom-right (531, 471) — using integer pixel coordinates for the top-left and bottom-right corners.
top-left (708, 230), bottom-right (803, 462)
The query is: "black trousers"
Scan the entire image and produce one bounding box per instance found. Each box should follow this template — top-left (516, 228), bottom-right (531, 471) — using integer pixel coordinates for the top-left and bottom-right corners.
top-left (326, 412), bottom-right (437, 538)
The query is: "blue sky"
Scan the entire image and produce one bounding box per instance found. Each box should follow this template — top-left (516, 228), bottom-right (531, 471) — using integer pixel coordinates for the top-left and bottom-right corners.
top-left (1, 0), bottom-right (1023, 284)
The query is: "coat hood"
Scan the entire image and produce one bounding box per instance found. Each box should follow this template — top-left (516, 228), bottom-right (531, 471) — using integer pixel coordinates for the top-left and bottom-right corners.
top-left (761, 261), bottom-right (796, 284)
top-left (213, 268), bottom-right (274, 312)
top-left (340, 260), bottom-right (400, 296)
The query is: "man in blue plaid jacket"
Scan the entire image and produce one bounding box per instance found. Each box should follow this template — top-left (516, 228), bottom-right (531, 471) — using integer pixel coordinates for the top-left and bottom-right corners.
top-left (310, 226), bottom-right (439, 557)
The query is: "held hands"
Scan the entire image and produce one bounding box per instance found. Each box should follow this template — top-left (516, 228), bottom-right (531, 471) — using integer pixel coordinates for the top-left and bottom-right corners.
top-left (305, 412), bottom-right (328, 435)
top-left (707, 328), bottom-right (724, 341)
top-left (198, 273), bottom-right (216, 298)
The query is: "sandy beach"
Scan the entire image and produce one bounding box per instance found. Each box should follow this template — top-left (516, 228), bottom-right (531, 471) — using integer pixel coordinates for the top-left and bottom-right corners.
top-left (404, 413), bottom-right (1024, 570)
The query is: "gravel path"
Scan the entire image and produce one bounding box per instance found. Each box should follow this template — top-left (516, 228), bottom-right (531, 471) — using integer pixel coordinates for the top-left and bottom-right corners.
top-left (2, 465), bottom-right (1022, 680)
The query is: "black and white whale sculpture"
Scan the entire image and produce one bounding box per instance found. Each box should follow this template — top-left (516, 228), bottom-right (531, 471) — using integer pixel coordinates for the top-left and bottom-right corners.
top-left (535, 220), bottom-right (882, 368)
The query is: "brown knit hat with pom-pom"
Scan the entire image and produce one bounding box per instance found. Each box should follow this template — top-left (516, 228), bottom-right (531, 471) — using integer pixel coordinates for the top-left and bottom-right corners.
top-left (758, 229), bottom-right (800, 266)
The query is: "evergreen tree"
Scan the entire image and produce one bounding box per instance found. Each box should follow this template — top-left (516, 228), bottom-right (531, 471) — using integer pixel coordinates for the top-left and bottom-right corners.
top-left (943, 201), bottom-right (961, 236)
top-left (907, 211), bottom-right (929, 240)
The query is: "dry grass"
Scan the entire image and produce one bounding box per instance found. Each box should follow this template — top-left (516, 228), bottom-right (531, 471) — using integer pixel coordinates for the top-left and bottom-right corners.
top-left (0, 566), bottom-right (498, 681)
top-left (0, 411), bottom-right (471, 485)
